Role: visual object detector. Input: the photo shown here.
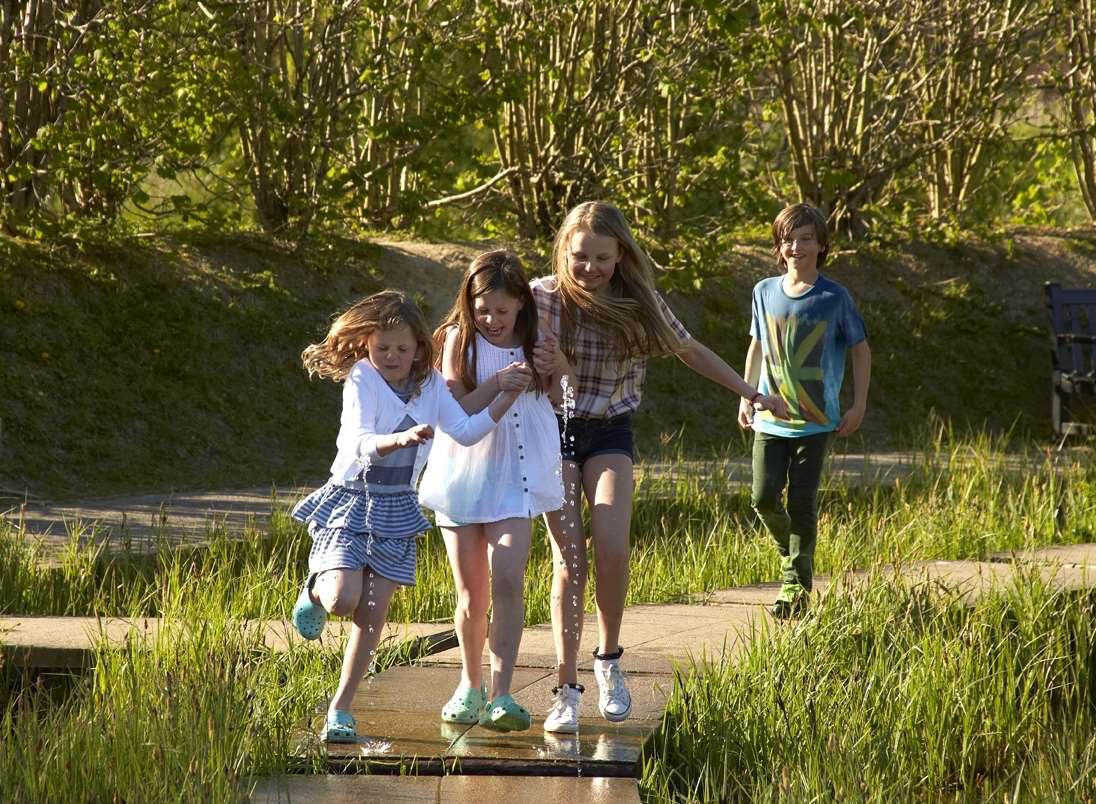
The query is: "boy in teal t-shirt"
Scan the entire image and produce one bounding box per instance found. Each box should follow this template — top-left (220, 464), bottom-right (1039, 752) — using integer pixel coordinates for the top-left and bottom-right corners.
top-left (738, 203), bottom-right (871, 618)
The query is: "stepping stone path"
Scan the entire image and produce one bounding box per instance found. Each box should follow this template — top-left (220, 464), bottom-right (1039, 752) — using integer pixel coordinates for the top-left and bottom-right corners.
top-left (5, 544), bottom-right (1092, 801)
top-left (4, 465), bottom-right (1091, 801)
top-left (0, 616), bottom-right (454, 670)
top-left (249, 544), bottom-right (1096, 802)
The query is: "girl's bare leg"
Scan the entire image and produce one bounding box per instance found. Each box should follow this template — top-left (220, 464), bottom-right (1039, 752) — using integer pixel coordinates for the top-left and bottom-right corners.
top-left (484, 518), bottom-right (532, 698)
top-left (542, 459), bottom-right (587, 686)
top-left (313, 567), bottom-right (363, 617)
top-left (582, 454), bottom-right (634, 656)
top-left (329, 570), bottom-right (399, 713)
top-left (441, 525), bottom-right (490, 690)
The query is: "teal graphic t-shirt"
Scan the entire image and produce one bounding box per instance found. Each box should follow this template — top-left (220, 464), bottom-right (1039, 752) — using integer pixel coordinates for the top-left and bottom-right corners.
top-left (750, 274), bottom-right (866, 437)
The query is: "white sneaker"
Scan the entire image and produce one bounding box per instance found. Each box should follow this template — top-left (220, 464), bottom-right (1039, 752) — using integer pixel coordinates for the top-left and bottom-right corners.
top-left (593, 656), bottom-right (632, 722)
top-left (543, 683), bottom-right (583, 734)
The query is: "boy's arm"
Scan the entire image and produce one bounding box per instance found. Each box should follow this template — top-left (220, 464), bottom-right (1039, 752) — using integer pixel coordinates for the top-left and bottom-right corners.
top-left (835, 339), bottom-right (871, 437)
top-left (737, 338), bottom-right (763, 428)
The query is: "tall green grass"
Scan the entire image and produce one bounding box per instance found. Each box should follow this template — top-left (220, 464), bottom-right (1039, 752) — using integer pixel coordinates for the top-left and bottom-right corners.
top-left (3, 435), bottom-right (1093, 624)
top-left (0, 587), bottom-right (340, 801)
top-left (641, 576), bottom-right (1096, 801)
top-left (0, 438), bottom-right (1093, 801)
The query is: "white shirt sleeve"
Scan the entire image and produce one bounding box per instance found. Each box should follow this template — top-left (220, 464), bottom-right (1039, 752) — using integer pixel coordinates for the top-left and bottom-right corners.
top-left (431, 371), bottom-right (496, 446)
top-left (338, 362), bottom-right (383, 463)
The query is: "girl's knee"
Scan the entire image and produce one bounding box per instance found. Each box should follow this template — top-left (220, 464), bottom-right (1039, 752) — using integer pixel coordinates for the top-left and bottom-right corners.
top-left (491, 572), bottom-right (524, 606)
top-left (316, 574), bottom-right (360, 617)
top-left (454, 587), bottom-right (489, 621)
top-left (554, 552), bottom-right (587, 584)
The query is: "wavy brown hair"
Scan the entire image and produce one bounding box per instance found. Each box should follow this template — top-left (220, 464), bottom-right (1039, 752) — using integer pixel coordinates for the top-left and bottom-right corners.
top-left (434, 250), bottom-right (545, 394)
top-left (301, 290), bottom-right (434, 395)
top-left (550, 201), bottom-right (683, 363)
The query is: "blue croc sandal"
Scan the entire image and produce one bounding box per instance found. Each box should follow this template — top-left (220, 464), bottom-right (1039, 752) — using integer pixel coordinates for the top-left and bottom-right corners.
top-left (441, 684), bottom-right (487, 725)
top-left (479, 694), bottom-right (531, 732)
top-left (322, 709), bottom-right (357, 743)
top-left (292, 574), bottom-right (326, 640)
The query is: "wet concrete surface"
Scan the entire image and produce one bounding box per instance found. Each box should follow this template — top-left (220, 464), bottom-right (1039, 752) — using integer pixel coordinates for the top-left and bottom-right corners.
top-left (248, 774), bottom-right (641, 803)
top-left (316, 663), bottom-right (671, 777)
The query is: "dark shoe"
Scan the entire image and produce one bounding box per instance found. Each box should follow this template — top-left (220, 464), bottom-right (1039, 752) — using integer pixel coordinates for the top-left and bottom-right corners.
top-left (771, 582), bottom-right (808, 619)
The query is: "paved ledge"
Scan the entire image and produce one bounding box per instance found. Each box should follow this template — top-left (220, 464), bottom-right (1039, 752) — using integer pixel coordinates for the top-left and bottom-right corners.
top-left (248, 774), bottom-right (641, 803)
top-left (989, 543), bottom-right (1096, 567)
top-left (0, 617), bottom-right (454, 669)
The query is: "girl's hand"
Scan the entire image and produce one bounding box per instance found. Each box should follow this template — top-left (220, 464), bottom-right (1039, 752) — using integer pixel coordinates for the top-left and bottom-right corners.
top-left (532, 333), bottom-right (562, 375)
top-left (754, 394), bottom-right (789, 420)
top-left (396, 424), bottom-right (434, 447)
top-left (737, 396), bottom-right (754, 429)
top-left (497, 361), bottom-right (533, 392)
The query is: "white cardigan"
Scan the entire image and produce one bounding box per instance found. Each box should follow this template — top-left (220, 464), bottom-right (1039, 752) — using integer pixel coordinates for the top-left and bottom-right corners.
top-left (328, 359), bottom-right (496, 487)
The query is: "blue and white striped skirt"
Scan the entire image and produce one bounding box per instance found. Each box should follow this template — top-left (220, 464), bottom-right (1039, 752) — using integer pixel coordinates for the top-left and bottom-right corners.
top-left (291, 482), bottom-right (430, 587)
top-left (305, 525), bottom-right (418, 586)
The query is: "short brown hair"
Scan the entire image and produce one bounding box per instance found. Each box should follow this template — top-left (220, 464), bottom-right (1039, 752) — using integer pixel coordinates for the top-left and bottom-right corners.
top-left (772, 203), bottom-right (829, 269)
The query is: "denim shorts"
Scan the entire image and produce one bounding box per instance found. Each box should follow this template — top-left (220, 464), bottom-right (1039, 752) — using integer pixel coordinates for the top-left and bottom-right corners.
top-left (556, 413), bottom-right (635, 466)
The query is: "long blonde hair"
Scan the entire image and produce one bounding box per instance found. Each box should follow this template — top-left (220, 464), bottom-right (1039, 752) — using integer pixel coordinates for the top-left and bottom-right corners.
top-left (551, 201), bottom-right (683, 362)
top-left (434, 250), bottom-right (546, 393)
top-left (301, 290), bottom-right (434, 395)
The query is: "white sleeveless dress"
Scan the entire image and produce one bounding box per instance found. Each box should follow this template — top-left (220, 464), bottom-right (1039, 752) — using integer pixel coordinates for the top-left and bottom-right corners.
top-left (419, 333), bottom-right (563, 524)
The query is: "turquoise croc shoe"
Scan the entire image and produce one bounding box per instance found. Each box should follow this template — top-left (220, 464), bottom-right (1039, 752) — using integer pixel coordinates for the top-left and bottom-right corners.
top-left (479, 694), bottom-right (531, 732)
top-left (292, 574), bottom-right (326, 640)
top-left (441, 684), bottom-right (487, 725)
top-left (322, 709), bottom-right (357, 743)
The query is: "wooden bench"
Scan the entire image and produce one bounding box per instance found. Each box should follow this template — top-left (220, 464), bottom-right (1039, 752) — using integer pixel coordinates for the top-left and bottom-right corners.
top-left (1045, 283), bottom-right (1096, 439)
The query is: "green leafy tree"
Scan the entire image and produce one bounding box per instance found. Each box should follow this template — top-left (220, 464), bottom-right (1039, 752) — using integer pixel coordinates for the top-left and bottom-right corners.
top-left (1054, 0), bottom-right (1096, 221)
top-left (752, 0), bottom-right (1049, 237)
top-left (0, 1), bottom-right (232, 235)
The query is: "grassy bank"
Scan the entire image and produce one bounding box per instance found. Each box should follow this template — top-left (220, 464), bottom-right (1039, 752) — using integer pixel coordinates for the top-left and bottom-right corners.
top-left (3, 430), bottom-right (1093, 621)
top-left (3, 229), bottom-right (1096, 502)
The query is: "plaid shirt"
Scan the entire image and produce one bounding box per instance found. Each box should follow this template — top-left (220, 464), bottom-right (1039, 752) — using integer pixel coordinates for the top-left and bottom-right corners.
top-left (530, 276), bottom-right (691, 419)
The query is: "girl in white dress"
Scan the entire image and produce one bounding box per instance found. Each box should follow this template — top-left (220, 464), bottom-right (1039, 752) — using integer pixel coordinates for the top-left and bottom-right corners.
top-left (419, 250), bottom-right (565, 732)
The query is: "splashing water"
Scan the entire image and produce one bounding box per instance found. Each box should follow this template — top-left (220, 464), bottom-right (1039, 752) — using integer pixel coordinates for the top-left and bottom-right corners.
top-left (557, 373), bottom-right (585, 666)
top-left (358, 739), bottom-right (393, 756)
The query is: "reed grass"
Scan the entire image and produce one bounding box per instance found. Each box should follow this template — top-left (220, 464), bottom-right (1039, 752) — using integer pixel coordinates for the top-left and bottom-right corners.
top-left (640, 575), bottom-right (1096, 801)
top-left (0, 435), bottom-right (1093, 800)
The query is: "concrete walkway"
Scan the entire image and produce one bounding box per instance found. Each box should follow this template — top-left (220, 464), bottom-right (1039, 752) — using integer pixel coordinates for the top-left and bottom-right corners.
top-left (0, 616), bottom-right (454, 670)
top-left (248, 544), bottom-right (1096, 802)
top-left (4, 450), bottom-right (1058, 564)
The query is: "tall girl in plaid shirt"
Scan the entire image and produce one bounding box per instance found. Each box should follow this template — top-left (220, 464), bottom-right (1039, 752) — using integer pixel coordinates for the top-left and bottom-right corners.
top-left (530, 201), bottom-right (788, 733)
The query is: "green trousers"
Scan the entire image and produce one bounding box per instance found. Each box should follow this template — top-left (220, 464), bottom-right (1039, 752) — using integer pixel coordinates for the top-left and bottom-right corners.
top-left (751, 430), bottom-right (832, 592)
